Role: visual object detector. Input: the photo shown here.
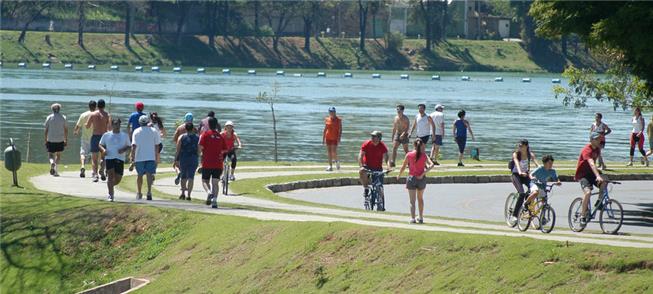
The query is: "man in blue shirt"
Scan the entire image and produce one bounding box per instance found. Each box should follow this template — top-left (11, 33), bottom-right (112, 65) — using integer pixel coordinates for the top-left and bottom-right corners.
top-left (128, 101), bottom-right (145, 138)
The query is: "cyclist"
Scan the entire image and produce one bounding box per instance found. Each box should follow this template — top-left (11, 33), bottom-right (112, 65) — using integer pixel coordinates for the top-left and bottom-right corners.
top-left (523, 155), bottom-right (561, 209)
top-left (358, 131), bottom-right (390, 210)
top-left (575, 132), bottom-right (608, 224)
top-left (221, 121), bottom-right (242, 181)
top-left (509, 139), bottom-right (539, 220)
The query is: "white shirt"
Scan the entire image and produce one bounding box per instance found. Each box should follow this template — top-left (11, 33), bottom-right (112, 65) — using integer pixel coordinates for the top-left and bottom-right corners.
top-left (99, 131), bottom-right (130, 161)
top-left (131, 126), bottom-right (161, 162)
top-left (430, 111), bottom-right (444, 136)
top-left (415, 113), bottom-right (431, 137)
top-left (44, 113), bottom-right (67, 142)
top-left (632, 116), bottom-right (645, 133)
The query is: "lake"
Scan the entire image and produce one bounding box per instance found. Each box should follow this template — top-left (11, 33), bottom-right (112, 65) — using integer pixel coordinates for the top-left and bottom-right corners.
top-left (0, 68), bottom-right (641, 165)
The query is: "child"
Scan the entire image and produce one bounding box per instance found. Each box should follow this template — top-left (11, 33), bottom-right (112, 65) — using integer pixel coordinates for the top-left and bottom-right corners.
top-left (524, 155), bottom-right (562, 208)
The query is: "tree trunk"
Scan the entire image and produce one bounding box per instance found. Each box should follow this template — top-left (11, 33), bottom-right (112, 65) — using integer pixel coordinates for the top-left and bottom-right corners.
top-left (271, 104), bottom-right (278, 162)
top-left (206, 2), bottom-right (216, 50)
top-left (303, 17), bottom-right (312, 52)
top-left (372, 13), bottom-right (376, 40)
top-left (176, 4), bottom-right (188, 46)
top-left (254, 1), bottom-right (260, 37)
top-left (561, 35), bottom-right (568, 57)
top-left (124, 2), bottom-right (132, 48)
top-left (77, 1), bottom-right (85, 47)
top-left (359, 0), bottom-right (368, 52)
top-left (154, 2), bottom-right (162, 35)
top-left (420, 0), bottom-right (432, 52)
top-left (18, 4), bottom-right (50, 44)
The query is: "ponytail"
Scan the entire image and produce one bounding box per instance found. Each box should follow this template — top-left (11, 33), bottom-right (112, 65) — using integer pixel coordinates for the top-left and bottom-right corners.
top-left (414, 138), bottom-right (423, 160)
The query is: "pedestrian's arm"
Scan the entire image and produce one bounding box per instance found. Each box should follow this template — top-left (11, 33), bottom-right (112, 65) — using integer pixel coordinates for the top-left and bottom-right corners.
top-left (384, 152), bottom-right (390, 171)
top-left (130, 144), bottom-right (137, 163)
top-left (409, 118), bottom-right (417, 137)
top-left (604, 124), bottom-right (612, 136)
top-left (44, 124), bottom-right (49, 145)
top-left (160, 125), bottom-right (166, 138)
top-left (452, 121), bottom-right (457, 137)
top-left (338, 119), bottom-right (342, 143)
top-left (155, 143), bottom-right (160, 163)
top-left (322, 123), bottom-right (327, 144)
top-left (64, 122), bottom-right (68, 146)
top-left (106, 114), bottom-right (112, 131)
top-left (172, 128), bottom-right (180, 144)
top-left (85, 114), bottom-right (93, 129)
top-left (174, 135), bottom-right (182, 167)
top-left (588, 158), bottom-right (602, 181)
top-left (429, 116), bottom-right (436, 138)
top-left (397, 155), bottom-right (408, 178)
top-left (358, 150), bottom-right (365, 168)
top-left (530, 151), bottom-right (539, 167)
top-left (99, 142), bottom-right (107, 154)
top-left (391, 117), bottom-right (398, 139)
top-left (235, 133), bottom-right (243, 148)
top-left (439, 120), bottom-right (445, 138)
top-left (466, 120), bottom-right (475, 140)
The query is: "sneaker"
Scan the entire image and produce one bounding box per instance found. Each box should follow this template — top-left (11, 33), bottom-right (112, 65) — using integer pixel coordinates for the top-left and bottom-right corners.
top-left (211, 203), bottom-right (218, 209)
top-left (80, 167), bottom-right (86, 178)
top-left (179, 193), bottom-right (186, 200)
top-left (336, 161), bottom-right (341, 170)
top-left (186, 196), bottom-right (191, 201)
top-left (418, 218), bottom-right (424, 224)
top-left (93, 175), bottom-right (99, 183)
top-left (128, 163), bottom-right (135, 172)
top-left (457, 162), bottom-right (464, 167)
top-left (409, 218), bottom-right (417, 224)
top-left (326, 166), bottom-right (333, 172)
top-left (389, 161), bottom-right (396, 168)
top-left (174, 174), bottom-right (181, 185)
top-left (136, 193), bottom-right (142, 200)
top-left (53, 170), bottom-right (60, 177)
top-left (211, 195), bottom-right (218, 208)
top-left (146, 193), bottom-right (152, 201)
top-left (100, 170), bottom-right (106, 181)
top-left (641, 158), bottom-right (646, 165)
top-left (229, 174), bottom-right (235, 181)
top-left (626, 161), bottom-right (633, 167)
top-left (107, 195), bottom-right (114, 202)
top-left (49, 164), bottom-right (55, 176)
top-left (433, 160), bottom-right (440, 166)
top-left (205, 194), bottom-right (213, 205)
top-left (509, 216), bottom-right (518, 224)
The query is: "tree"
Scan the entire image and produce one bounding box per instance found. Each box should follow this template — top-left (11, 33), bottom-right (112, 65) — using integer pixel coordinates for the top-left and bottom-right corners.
top-left (123, 1), bottom-right (133, 48)
top-left (511, 1), bottom-right (550, 56)
top-left (77, 1), bottom-right (85, 48)
top-left (262, 1), bottom-right (298, 52)
top-left (12, 1), bottom-right (52, 44)
top-left (300, 1), bottom-right (321, 53)
top-left (369, 0), bottom-right (383, 40)
top-left (530, 0), bottom-right (653, 107)
top-left (413, 0), bottom-right (447, 52)
top-left (204, 1), bottom-right (219, 50)
top-left (256, 82), bottom-right (281, 162)
top-left (358, 0), bottom-right (370, 51)
top-left (174, 1), bottom-right (192, 46)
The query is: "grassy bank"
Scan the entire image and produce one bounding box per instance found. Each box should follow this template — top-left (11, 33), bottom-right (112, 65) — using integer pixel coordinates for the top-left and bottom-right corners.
top-left (1, 30), bottom-right (604, 72)
top-left (3, 164), bottom-right (653, 293)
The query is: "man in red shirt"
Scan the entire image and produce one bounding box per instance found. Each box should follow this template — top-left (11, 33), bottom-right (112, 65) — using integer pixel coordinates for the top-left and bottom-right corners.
top-left (358, 131), bottom-right (390, 209)
top-left (199, 117), bottom-right (227, 208)
top-left (575, 132), bottom-right (607, 222)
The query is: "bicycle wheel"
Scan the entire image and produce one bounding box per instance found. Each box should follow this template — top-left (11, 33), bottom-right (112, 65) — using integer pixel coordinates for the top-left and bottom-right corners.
top-left (530, 202), bottom-right (543, 230)
top-left (517, 207), bottom-right (531, 232)
top-left (568, 197), bottom-right (586, 232)
top-left (599, 199), bottom-right (623, 234)
top-left (504, 193), bottom-right (518, 228)
top-left (539, 204), bottom-right (556, 234)
top-left (376, 186), bottom-right (385, 211)
top-left (222, 165), bottom-right (230, 195)
top-left (369, 188), bottom-right (377, 211)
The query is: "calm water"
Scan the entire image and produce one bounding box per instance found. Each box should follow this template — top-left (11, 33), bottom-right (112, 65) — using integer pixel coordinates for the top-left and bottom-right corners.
top-left (0, 68), bottom-right (641, 164)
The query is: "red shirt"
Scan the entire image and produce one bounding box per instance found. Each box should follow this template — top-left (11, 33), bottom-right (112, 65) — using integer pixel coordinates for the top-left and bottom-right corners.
top-left (221, 131), bottom-right (236, 150)
top-left (575, 144), bottom-right (601, 181)
top-left (199, 130), bottom-right (228, 169)
top-left (361, 140), bottom-right (388, 169)
top-left (324, 116), bottom-right (342, 141)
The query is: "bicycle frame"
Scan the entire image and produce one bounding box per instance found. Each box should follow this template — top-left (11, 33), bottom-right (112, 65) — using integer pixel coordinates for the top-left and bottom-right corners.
top-left (585, 182), bottom-right (616, 220)
top-left (527, 185), bottom-right (554, 217)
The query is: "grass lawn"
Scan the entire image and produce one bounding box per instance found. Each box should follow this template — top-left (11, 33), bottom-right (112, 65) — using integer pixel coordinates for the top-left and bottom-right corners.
top-left (2, 163), bottom-right (653, 293)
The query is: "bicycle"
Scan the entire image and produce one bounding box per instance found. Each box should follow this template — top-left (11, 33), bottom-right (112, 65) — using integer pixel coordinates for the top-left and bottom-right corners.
top-left (568, 180), bottom-right (623, 234)
top-left (363, 168), bottom-right (391, 211)
top-left (504, 190), bottom-right (529, 228)
top-left (221, 147), bottom-right (239, 195)
top-left (516, 184), bottom-right (557, 233)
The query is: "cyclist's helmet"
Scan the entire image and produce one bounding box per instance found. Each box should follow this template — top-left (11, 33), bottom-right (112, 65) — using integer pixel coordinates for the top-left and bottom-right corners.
top-left (370, 130), bottom-right (382, 140)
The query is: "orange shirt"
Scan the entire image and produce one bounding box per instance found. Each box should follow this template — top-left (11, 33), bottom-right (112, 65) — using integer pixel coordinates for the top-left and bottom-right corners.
top-left (324, 116), bottom-right (341, 140)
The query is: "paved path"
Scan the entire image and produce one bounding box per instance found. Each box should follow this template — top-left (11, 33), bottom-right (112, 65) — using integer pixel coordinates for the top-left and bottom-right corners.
top-left (30, 169), bottom-right (653, 248)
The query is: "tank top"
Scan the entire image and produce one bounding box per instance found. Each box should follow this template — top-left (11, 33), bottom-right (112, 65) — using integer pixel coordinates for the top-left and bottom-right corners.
top-left (406, 150), bottom-right (427, 177)
top-left (455, 119), bottom-right (467, 137)
top-left (179, 133), bottom-right (199, 160)
top-left (592, 122), bottom-right (607, 135)
top-left (415, 114), bottom-right (430, 137)
top-left (221, 131), bottom-right (236, 150)
top-left (324, 116), bottom-right (341, 140)
top-left (632, 116), bottom-right (644, 133)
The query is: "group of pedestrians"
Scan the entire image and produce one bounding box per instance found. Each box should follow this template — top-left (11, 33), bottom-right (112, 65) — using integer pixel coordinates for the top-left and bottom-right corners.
top-left (44, 101), bottom-right (242, 208)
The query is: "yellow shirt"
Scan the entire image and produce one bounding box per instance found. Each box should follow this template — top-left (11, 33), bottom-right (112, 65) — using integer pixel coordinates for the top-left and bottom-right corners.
top-left (76, 111), bottom-right (94, 141)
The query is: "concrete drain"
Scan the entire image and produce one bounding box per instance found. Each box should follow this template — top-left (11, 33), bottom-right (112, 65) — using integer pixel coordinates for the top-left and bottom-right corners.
top-left (78, 277), bottom-right (150, 294)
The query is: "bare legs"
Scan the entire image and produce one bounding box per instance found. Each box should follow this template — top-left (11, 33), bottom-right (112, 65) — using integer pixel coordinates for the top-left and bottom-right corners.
top-left (136, 174), bottom-right (154, 198)
top-left (326, 145), bottom-right (339, 170)
top-left (106, 169), bottom-right (122, 199)
top-left (391, 141), bottom-right (408, 167)
top-left (408, 189), bottom-right (425, 222)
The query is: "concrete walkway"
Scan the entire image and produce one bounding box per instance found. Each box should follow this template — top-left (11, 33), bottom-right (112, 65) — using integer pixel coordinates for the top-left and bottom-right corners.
top-left (31, 169), bottom-right (653, 248)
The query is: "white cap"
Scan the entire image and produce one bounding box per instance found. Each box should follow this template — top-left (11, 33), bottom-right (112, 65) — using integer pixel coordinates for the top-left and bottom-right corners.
top-left (435, 104), bottom-right (444, 110)
top-left (138, 115), bottom-right (150, 125)
top-left (225, 120), bottom-right (234, 127)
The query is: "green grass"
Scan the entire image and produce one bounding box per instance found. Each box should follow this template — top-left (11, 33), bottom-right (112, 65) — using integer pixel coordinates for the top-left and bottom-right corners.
top-left (1, 30), bottom-right (604, 72)
top-left (3, 163), bottom-right (653, 292)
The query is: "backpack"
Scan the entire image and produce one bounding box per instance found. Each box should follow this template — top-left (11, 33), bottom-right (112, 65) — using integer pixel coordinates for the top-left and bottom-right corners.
top-left (508, 149), bottom-right (531, 171)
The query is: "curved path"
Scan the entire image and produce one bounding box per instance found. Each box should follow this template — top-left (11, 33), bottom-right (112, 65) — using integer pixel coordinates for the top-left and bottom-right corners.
top-left (31, 168), bottom-right (653, 248)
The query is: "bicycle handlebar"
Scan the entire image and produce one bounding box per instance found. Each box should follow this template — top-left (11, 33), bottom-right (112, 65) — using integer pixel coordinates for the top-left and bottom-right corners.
top-left (363, 168), bottom-right (392, 175)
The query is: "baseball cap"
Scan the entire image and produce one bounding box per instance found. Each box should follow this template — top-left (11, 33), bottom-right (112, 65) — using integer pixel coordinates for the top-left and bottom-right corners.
top-left (138, 115), bottom-right (150, 125)
top-left (328, 107), bottom-right (336, 112)
top-left (184, 112), bottom-right (193, 122)
top-left (135, 101), bottom-right (144, 111)
top-left (225, 120), bottom-right (234, 127)
top-left (590, 132), bottom-right (602, 141)
top-left (50, 103), bottom-right (61, 111)
top-left (435, 104), bottom-right (444, 110)
top-left (370, 130), bottom-right (382, 138)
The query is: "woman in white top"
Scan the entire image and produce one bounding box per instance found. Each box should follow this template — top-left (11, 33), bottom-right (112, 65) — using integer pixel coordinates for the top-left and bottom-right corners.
top-left (149, 112), bottom-right (166, 153)
top-left (590, 113), bottom-right (611, 170)
top-left (627, 107), bottom-right (648, 166)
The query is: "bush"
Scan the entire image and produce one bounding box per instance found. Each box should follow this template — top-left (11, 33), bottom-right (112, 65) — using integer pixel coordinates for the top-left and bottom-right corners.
top-left (385, 32), bottom-right (404, 52)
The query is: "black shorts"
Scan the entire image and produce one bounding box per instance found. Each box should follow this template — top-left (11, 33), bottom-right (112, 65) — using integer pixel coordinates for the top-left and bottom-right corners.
top-left (512, 173), bottom-right (531, 187)
top-left (201, 168), bottom-right (223, 180)
top-left (46, 141), bottom-right (65, 153)
top-left (105, 159), bottom-right (125, 176)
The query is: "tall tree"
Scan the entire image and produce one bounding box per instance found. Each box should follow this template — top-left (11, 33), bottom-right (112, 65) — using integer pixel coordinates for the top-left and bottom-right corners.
top-left (253, 0), bottom-right (260, 37)
top-left (262, 0), bottom-right (299, 52)
top-left (415, 0), bottom-right (447, 52)
top-left (123, 1), bottom-right (133, 48)
top-left (77, 1), bottom-right (85, 48)
top-left (301, 1), bottom-right (321, 53)
top-left (204, 1), bottom-right (219, 50)
top-left (14, 1), bottom-right (52, 44)
top-left (511, 1), bottom-right (549, 56)
top-left (175, 1), bottom-right (192, 46)
top-left (358, 0), bottom-right (370, 51)
top-left (368, 0), bottom-right (383, 40)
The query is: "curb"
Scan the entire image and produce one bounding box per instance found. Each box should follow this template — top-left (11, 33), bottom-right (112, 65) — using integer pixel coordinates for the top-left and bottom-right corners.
top-left (267, 174), bottom-right (653, 193)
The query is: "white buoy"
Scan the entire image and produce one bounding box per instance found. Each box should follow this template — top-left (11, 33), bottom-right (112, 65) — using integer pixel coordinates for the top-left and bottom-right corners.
top-left (522, 78), bottom-right (531, 83)
top-left (173, 67), bottom-right (182, 72)
top-left (247, 69), bottom-right (256, 75)
top-left (461, 76), bottom-right (470, 81)
top-left (494, 77), bottom-right (503, 82)
top-left (551, 78), bottom-right (561, 84)
top-left (151, 66), bottom-right (160, 72)
top-left (0, 61), bottom-right (3, 67)
top-left (88, 64), bottom-right (96, 70)
top-left (197, 68), bottom-right (206, 73)
top-left (276, 70), bottom-right (285, 76)
top-left (344, 72), bottom-right (353, 78)
top-left (222, 68), bottom-right (231, 75)
top-left (400, 74), bottom-right (410, 80)
top-left (293, 73), bottom-right (303, 77)
top-left (431, 75), bottom-right (440, 80)
top-left (18, 62), bottom-right (27, 68)
top-left (64, 64), bottom-right (73, 69)
top-left (134, 66), bottom-right (143, 72)
top-left (317, 72), bottom-right (326, 77)
top-left (42, 63), bottom-right (51, 69)
top-left (372, 73), bottom-right (382, 79)
top-left (110, 65), bottom-right (119, 71)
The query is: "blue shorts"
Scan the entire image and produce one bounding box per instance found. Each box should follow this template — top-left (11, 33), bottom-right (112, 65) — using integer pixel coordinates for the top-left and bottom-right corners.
top-left (419, 135), bottom-right (430, 144)
top-left (179, 159), bottom-right (198, 180)
top-left (455, 136), bottom-right (467, 153)
top-left (90, 134), bottom-right (102, 153)
top-left (433, 135), bottom-right (443, 146)
top-left (135, 160), bottom-right (157, 176)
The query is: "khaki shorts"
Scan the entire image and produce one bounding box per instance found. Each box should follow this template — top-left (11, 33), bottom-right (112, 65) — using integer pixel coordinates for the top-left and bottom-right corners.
top-left (394, 133), bottom-right (409, 144)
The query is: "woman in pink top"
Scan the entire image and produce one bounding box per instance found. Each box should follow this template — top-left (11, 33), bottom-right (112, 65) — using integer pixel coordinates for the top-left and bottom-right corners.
top-left (397, 138), bottom-right (434, 224)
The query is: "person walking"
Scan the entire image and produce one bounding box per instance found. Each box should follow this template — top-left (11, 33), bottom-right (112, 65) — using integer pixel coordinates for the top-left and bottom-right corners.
top-left (409, 103), bottom-right (436, 147)
top-left (322, 107), bottom-right (342, 171)
top-left (74, 100), bottom-right (96, 178)
top-left (590, 113), bottom-right (612, 170)
top-left (627, 107), bottom-right (649, 167)
top-left (130, 115), bottom-right (161, 200)
top-left (174, 122), bottom-right (199, 201)
top-left (198, 111), bottom-right (217, 136)
top-left (646, 114), bottom-right (653, 158)
top-left (127, 101), bottom-right (145, 138)
top-left (86, 99), bottom-right (111, 182)
top-left (452, 110), bottom-right (475, 167)
top-left (44, 103), bottom-right (68, 177)
top-left (99, 118), bottom-right (130, 202)
top-left (390, 104), bottom-right (410, 168)
top-left (199, 117), bottom-right (228, 208)
top-left (172, 112), bottom-right (196, 185)
top-left (149, 112), bottom-right (166, 153)
top-left (397, 138), bottom-right (434, 224)
top-left (429, 104), bottom-right (445, 165)
top-left (221, 121), bottom-right (242, 180)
